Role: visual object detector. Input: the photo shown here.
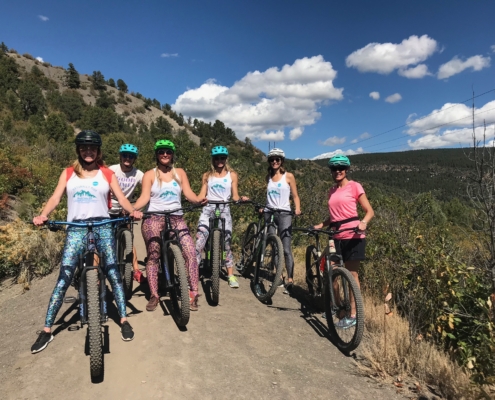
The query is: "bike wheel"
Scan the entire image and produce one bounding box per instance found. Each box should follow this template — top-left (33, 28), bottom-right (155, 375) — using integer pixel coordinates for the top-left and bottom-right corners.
top-left (118, 229), bottom-right (134, 300)
top-left (211, 230), bottom-right (221, 305)
top-left (306, 245), bottom-right (322, 299)
top-left (253, 234), bottom-right (284, 303)
top-left (167, 244), bottom-right (190, 327)
top-left (324, 267), bottom-right (364, 353)
top-left (238, 222), bottom-right (258, 277)
top-left (87, 269), bottom-right (103, 378)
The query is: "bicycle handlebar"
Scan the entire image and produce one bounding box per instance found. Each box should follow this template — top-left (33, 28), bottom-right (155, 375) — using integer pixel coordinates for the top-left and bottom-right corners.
top-left (241, 200), bottom-right (295, 215)
top-left (34, 217), bottom-right (131, 230)
top-left (293, 226), bottom-right (359, 236)
top-left (142, 203), bottom-right (203, 216)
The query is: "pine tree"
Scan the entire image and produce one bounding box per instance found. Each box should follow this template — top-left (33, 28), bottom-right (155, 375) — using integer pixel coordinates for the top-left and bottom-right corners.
top-left (117, 79), bottom-right (128, 93)
top-left (65, 63), bottom-right (80, 89)
top-left (107, 78), bottom-right (116, 88)
top-left (91, 70), bottom-right (106, 90)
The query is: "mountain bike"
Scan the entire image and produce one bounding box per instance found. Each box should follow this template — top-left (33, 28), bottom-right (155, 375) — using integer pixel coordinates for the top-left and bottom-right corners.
top-left (143, 205), bottom-right (201, 327)
top-left (200, 200), bottom-right (238, 305)
top-left (293, 226), bottom-right (364, 352)
top-left (236, 202), bottom-right (286, 303)
top-left (45, 217), bottom-right (130, 378)
top-left (114, 217), bottom-right (135, 300)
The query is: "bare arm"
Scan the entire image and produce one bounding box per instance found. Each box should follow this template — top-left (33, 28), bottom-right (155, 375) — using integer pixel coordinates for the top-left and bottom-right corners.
top-left (110, 175), bottom-right (138, 215)
top-left (178, 169), bottom-right (205, 204)
top-left (357, 193), bottom-right (374, 231)
top-left (133, 170), bottom-right (154, 210)
top-left (198, 172), bottom-right (208, 199)
top-left (287, 173), bottom-right (301, 215)
top-left (33, 170), bottom-right (67, 225)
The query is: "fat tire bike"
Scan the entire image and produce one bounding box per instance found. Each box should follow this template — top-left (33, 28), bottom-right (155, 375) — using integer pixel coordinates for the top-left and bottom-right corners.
top-left (143, 205), bottom-right (202, 327)
top-left (236, 202), bottom-right (288, 303)
top-left (114, 216), bottom-right (135, 300)
top-left (293, 226), bottom-right (365, 353)
top-left (45, 217), bottom-right (130, 379)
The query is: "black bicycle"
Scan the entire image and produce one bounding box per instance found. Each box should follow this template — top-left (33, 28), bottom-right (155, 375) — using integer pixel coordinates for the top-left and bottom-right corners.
top-left (45, 217), bottom-right (130, 378)
top-left (143, 205), bottom-right (201, 327)
top-left (293, 226), bottom-right (364, 352)
top-left (200, 200), bottom-right (238, 305)
top-left (236, 202), bottom-right (286, 303)
top-left (114, 217), bottom-right (135, 300)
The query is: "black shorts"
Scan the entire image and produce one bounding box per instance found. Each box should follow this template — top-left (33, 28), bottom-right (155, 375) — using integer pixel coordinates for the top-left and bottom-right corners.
top-left (334, 238), bottom-right (366, 262)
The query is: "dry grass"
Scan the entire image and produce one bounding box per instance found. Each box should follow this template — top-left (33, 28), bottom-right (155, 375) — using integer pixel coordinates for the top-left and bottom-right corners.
top-left (360, 297), bottom-right (478, 399)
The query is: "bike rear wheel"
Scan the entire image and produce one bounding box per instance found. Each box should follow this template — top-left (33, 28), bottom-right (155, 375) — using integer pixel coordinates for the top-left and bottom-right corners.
top-left (253, 234), bottom-right (284, 303)
top-left (211, 230), bottom-right (221, 305)
top-left (324, 267), bottom-right (364, 353)
top-left (238, 222), bottom-right (258, 277)
top-left (87, 268), bottom-right (103, 378)
top-left (118, 229), bottom-right (133, 300)
top-left (167, 244), bottom-right (190, 327)
top-left (306, 245), bottom-right (323, 300)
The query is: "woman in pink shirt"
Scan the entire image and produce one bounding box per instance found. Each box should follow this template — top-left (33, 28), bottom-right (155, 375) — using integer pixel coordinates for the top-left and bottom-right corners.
top-left (313, 154), bottom-right (374, 327)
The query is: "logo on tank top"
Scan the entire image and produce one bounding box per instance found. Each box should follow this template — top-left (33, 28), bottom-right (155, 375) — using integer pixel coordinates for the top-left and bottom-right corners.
top-left (73, 190), bottom-right (97, 203)
top-left (268, 190), bottom-right (280, 196)
top-left (277, 183), bottom-right (281, 187)
top-left (159, 190), bottom-right (177, 199)
top-left (211, 184), bottom-right (226, 190)
top-left (224, 178), bottom-right (227, 182)
top-left (173, 182), bottom-right (178, 186)
top-left (93, 181), bottom-right (99, 186)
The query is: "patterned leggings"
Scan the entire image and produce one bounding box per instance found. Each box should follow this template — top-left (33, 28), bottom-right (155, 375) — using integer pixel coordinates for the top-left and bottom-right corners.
top-left (195, 204), bottom-right (233, 269)
top-left (44, 224), bottom-right (126, 328)
top-left (141, 214), bottom-right (199, 298)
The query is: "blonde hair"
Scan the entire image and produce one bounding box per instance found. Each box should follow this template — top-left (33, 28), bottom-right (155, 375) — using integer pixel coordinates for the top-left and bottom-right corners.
top-left (72, 147), bottom-right (106, 177)
top-left (205, 158), bottom-right (235, 179)
top-left (155, 153), bottom-right (181, 188)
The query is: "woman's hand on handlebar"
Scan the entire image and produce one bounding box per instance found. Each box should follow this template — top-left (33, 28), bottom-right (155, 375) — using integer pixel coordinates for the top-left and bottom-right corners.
top-left (239, 196), bottom-right (249, 202)
top-left (33, 215), bottom-right (48, 226)
top-left (199, 197), bottom-right (208, 205)
top-left (130, 210), bottom-right (143, 220)
top-left (295, 208), bottom-right (301, 216)
top-left (313, 222), bottom-right (324, 230)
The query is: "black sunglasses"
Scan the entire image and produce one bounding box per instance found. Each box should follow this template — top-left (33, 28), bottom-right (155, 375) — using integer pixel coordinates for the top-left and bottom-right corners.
top-left (157, 149), bottom-right (174, 156)
top-left (121, 153), bottom-right (136, 159)
top-left (268, 157), bottom-right (282, 163)
top-left (330, 166), bottom-right (348, 172)
top-left (213, 156), bottom-right (227, 161)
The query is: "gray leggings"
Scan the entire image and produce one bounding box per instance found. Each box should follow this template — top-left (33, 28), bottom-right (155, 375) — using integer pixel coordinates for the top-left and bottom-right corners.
top-left (264, 212), bottom-right (294, 280)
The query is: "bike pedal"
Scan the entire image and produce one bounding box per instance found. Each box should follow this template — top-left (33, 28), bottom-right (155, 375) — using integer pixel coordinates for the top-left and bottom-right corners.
top-left (64, 296), bottom-right (77, 303)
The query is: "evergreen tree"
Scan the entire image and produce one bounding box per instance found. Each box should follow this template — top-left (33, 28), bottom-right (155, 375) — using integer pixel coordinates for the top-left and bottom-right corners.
top-left (91, 70), bottom-right (106, 90)
top-left (95, 90), bottom-right (115, 110)
top-left (18, 80), bottom-right (46, 119)
top-left (117, 79), bottom-right (128, 93)
top-left (0, 41), bottom-right (8, 54)
top-left (65, 63), bottom-right (80, 89)
top-left (107, 78), bottom-right (116, 88)
top-left (144, 98), bottom-right (152, 110)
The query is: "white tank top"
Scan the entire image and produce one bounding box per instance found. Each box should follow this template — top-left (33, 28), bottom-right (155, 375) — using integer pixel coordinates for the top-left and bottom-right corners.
top-left (207, 171), bottom-right (232, 202)
top-left (66, 170), bottom-right (110, 221)
top-left (266, 173), bottom-right (291, 211)
top-left (147, 170), bottom-right (182, 215)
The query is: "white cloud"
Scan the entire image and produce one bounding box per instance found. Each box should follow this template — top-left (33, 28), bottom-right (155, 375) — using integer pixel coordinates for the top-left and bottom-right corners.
top-left (38, 15), bottom-right (49, 21)
top-left (351, 132), bottom-right (371, 144)
top-left (346, 35), bottom-right (437, 76)
top-left (398, 64), bottom-right (431, 78)
top-left (491, 45), bottom-right (495, 53)
top-left (311, 147), bottom-right (364, 160)
top-left (408, 124), bottom-right (495, 149)
top-left (385, 93), bottom-right (402, 103)
top-left (369, 91), bottom-right (380, 100)
top-left (437, 55), bottom-right (491, 79)
top-left (406, 100), bottom-right (495, 135)
top-left (173, 55), bottom-right (344, 141)
top-left (35, 56), bottom-right (43, 62)
top-left (161, 53), bottom-right (179, 58)
top-left (320, 136), bottom-right (346, 146)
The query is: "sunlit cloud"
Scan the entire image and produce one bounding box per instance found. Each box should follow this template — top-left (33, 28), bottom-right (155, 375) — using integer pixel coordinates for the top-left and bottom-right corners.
top-left (38, 15), bottom-right (49, 22)
top-left (369, 91), bottom-right (380, 100)
top-left (408, 124), bottom-right (495, 149)
top-left (320, 136), bottom-right (346, 146)
top-left (437, 55), bottom-right (490, 79)
top-left (161, 53), bottom-right (179, 58)
top-left (311, 147), bottom-right (364, 160)
top-left (351, 132), bottom-right (371, 143)
top-left (36, 57), bottom-right (43, 62)
top-left (385, 93), bottom-right (402, 103)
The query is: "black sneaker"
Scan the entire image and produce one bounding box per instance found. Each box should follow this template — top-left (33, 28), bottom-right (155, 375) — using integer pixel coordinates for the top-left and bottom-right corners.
top-left (31, 331), bottom-right (53, 354)
top-left (121, 321), bottom-right (134, 341)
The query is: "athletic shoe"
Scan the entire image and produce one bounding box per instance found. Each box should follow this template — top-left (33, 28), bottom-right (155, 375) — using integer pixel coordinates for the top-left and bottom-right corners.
top-left (228, 275), bottom-right (239, 288)
top-left (146, 296), bottom-right (160, 312)
top-left (336, 317), bottom-right (356, 329)
top-left (121, 321), bottom-right (134, 341)
top-left (283, 282), bottom-right (293, 294)
top-left (31, 331), bottom-right (53, 354)
top-left (190, 294), bottom-right (201, 311)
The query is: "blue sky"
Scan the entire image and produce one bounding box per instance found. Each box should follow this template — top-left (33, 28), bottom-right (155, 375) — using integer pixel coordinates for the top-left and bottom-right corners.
top-left (1, 0), bottom-right (494, 159)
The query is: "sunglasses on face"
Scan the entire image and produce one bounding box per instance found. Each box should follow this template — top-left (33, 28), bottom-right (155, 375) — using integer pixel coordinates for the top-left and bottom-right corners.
top-left (330, 166), bottom-right (348, 172)
top-left (79, 145), bottom-right (98, 152)
top-left (157, 149), bottom-right (174, 156)
top-left (213, 156), bottom-right (227, 161)
top-left (268, 157), bottom-right (282, 163)
top-left (121, 153), bottom-right (136, 159)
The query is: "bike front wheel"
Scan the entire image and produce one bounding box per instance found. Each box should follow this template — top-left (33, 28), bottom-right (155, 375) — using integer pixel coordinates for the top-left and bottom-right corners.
top-left (167, 244), bottom-right (190, 327)
top-left (238, 222), bottom-right (258, 277)
top-left (324, 267), bottom-right (364, 353)
top-left (118, 229), bottom-right (134, 300)
top-left (306, 245), bottom-right (323, 301)
top-left (253, 234), bottom-right (284, 303)
top-left (87, 268), bottom-right (103, 378)
top-left (211, 230), bottom-right (221, 305)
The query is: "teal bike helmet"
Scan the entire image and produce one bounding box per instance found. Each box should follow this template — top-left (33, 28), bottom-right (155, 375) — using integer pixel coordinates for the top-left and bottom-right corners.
top-left (119, 143), bottom-right (138, 156)
top-left (211, 146), bottom-right (228, 157)
top-left (328, 154), bottom-right (350, 167)
top-left (154, 139), bottom-right (176, 152)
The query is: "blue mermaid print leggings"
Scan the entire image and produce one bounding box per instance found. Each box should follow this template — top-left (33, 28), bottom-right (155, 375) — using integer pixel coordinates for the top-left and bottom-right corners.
top-left (44, 224), bottom-right (126, 328)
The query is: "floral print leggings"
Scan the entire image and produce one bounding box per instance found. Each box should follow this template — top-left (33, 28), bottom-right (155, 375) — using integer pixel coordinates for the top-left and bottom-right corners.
top-left (44, 224), bottom-right (126, 328)
top-left (141, 214), bottom-right (199, 298)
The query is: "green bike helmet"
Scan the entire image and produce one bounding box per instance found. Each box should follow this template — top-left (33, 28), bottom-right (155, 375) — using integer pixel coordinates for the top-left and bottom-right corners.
top-left (328, 154), bottom-right (350, 167)
top-left (211, 146), bottom-right (228, 156)
top-left (119, 143), bottom-right (138, 156)
top-left (154, 139), bottom-right (176, 152)
top-left (75, 130), bottom-right (102, 147)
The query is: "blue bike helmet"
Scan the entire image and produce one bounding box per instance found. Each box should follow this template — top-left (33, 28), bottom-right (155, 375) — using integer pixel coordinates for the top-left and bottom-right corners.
top-left (211, 146), bottom-right (229, 157)
top-left (328, 154), bottom-right (350, 167)
top-left (119, 143), bottom-right (138, 156)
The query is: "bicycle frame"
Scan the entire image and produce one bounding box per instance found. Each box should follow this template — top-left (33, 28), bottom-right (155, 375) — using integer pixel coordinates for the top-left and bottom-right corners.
top-left (205, 201), bottom-right (228, 270)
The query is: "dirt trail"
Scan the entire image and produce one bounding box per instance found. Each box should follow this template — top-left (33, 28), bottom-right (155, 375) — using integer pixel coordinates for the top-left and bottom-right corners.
top-left (0, 225), bottom-right (404, 399)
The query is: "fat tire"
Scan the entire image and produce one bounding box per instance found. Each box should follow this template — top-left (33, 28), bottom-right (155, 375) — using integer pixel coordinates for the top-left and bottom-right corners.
top-left (324, 267), bottom-right (364, 353)
top-left (253, 234), bottom-right (284, 303)
top-left (87, 269), bottom-right (103, 378)
top-left (240, 222), bottom-right (258, 277)
top-left (211, 230), bottom-right (221, 305)
top-left (168, 244), bottom-right (190, 327)
top-left (119, 230), bottom-right (134, 300)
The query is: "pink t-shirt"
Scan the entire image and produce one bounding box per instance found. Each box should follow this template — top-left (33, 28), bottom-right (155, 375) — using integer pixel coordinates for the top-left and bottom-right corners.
top-left (328, 181), bottom-right (365, 240)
